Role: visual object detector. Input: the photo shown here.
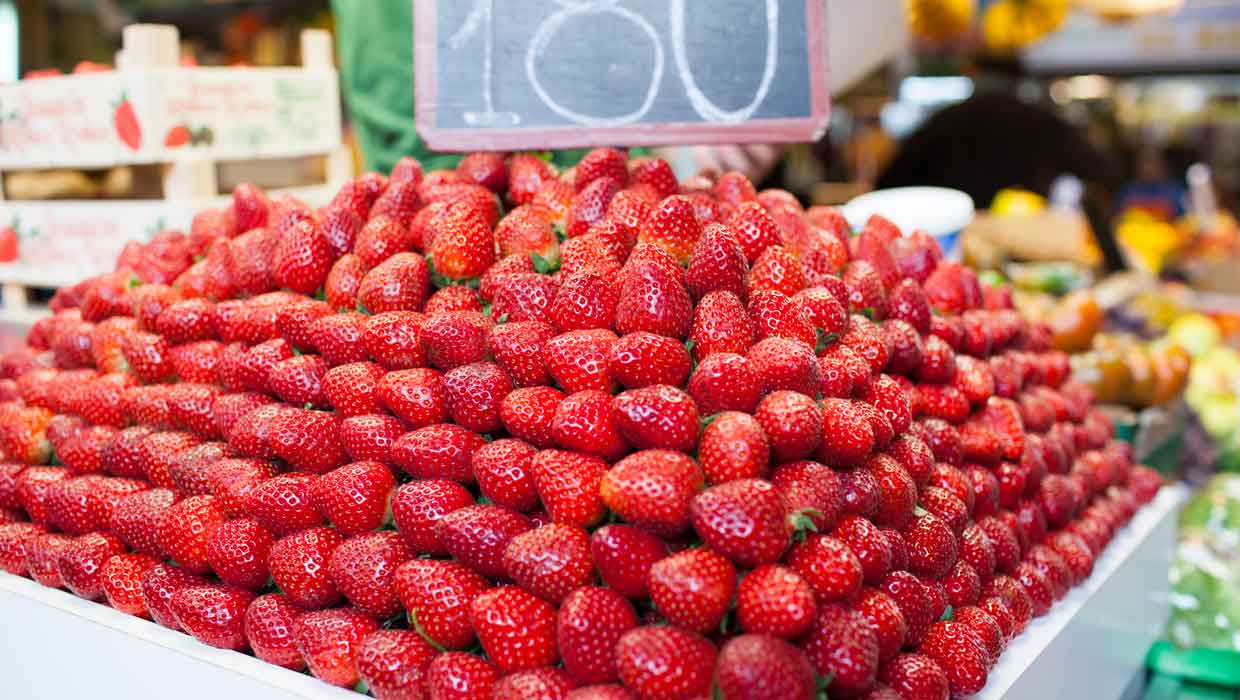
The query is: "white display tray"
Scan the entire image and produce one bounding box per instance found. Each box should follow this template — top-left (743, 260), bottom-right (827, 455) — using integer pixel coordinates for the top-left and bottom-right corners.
top-left (0, 485), bottom-right (1187, 700)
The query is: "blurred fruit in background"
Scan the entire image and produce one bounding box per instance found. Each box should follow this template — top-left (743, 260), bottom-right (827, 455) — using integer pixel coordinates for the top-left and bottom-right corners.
top-left (906, 0), bottom-right (978, 42)
top-left (983, 0), bottom-right (1070, 52)
top-left (1072, 333), bottom-right (1189, 408)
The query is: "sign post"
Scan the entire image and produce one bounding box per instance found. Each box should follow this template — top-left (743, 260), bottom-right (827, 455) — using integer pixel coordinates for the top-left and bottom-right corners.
top-left (414, 0), bottom-right (829, 151)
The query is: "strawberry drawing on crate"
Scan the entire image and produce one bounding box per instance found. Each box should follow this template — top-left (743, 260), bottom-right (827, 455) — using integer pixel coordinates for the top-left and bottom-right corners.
top-left (0, 217), bottom-right (34, 263)
top-left (113, 93), bottom-right (142, 151)
top-left (164, 124), bottom-right (190, 148)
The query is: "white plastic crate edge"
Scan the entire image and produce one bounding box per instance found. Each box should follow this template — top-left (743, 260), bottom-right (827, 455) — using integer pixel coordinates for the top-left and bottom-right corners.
top-left (0, 483), bottom-right (1187, 700)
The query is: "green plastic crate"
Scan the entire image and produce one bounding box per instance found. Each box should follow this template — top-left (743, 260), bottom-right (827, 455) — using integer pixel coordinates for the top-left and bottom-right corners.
top-left (1147, 641), bottom-right (1240, 689)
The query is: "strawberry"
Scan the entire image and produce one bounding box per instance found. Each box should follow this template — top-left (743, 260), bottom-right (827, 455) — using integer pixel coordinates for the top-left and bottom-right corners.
top-left (747, 337), bottom-right (821, 397)
top-left (168, 441), bottom-right (233, 494)
top-left (391, 423), bottom-right (484, 483)
top-left (688, 291), bottom-right (755, 360)
top-left (637, 195), bottom-right (700, 263)
top-left (466, 442), bottom-right (538, 515)
top-left (454, 152), bottom-right (507, 192)
top-left (437, 504), bottom-right (532, 580)
top-left (982, 575), bottom-right (1034, 633)
top-left (422, 311), bottom-right (492, 371)
top-left (58, 531), bottom-right (127, 600)
top-left (526, 449), bottom-right (605, 527)
top-left (697, 411), bottom-right (770, 484)
top-left (754, 390), bottom-right (822, 462)
top-left (574, 148), bottom-right (627, 190)
top-left (607, 332), bottom-right (691, 389)
top-left (155, 298), bottom-right (217, 344)
top-left (309, 312), bottom-right (369, 366)
top-left (325, 254), bottom-right (367, 311)
top-left (310, 460), bottom-right (395, 537)
top-left (268, 408), bottom-right (348, 474)
top-left (470, 586), bottom-right (559, 673)
top-left (792, 286), bottom-right (849, 339)
top-left (854, 588), bottom-right (909, 663)
top-left (601, 450), bottom-right (702, 537)
top-left (879, 653), bottom-right (950, 700)
top-left (543, 329), bottom-right (618, 393)
top-left (548, 273), bottom-right (620, 333)
top-left (99, 552), bottom-right (161, 616)
top-left (728, 202), bottom-right (783, 262)
top-left (391, 479), bottom-right (474, 555)
top-left (916, 385), bottom-right (971, 424)
top-left (376, 368), bottom-right (447, 428)
top-left (0, 462), bottom-right (23, 510)
top-left (916, 335), bottom-right (957, 385)
top-left (616, 626), bottom-right (716, 699)
top-left (690, 479), bottom-right (789, 568)
top-left (612, 384), bottom-right (699, 452)
top-left (339, 414), bottom-right (405, 464)
top-left (320, 208), bottom-right (363, 258)
top-left (748, 290), bottom-right (815, 346)
top-left (267, 527), bottom-right (344, 609)
top-left (771, 460), bottom-right (843, 533)
top-left (357, 252), bottom-right (431, 313)
top-left (747, 245), bottom-right (806, 298)
top-left (567, 176), bottom-right (621, 238)
top-left (509, 154), bottom-right (557, 205)
top-left (356, 629), bottom-right (439, 700)
top-left (687, 353), bottom-right (763, 417)
top-left (614, 262), bottom-right (693, 340)
top-left (557, 586), bottom-right (638, 686)
top-left (804, 605), bottom-right (881, 695)
top-left (685, 222), bottom-right (748, 300)
top-left (443, 361), bottom-right (513, 433)
top-left (426, 652), bottom-right (498, 700)
top-left (168, 584), bottom-right (256, 651)
top-left (843, 260), bottom-right (889, 318)
top-left (630, 157), bottom-right (678, 199)
top-left (866, 454), bottom-right (917, 530)
top-left (59, 425), bottom-right (117, 475)
top-left (272, 219), bottom-right (332, 294)
top-left (277, 299), bottom-right (334, 353)
top-left (395, 558), bottom-right (488, 650)
top-left (559, 234), bottom-right (622, 278)
top-left (887, 279), bottom-right (932, 335)
top-left (169, 340), bottom-right (224, 384)
top-left (736, 564), bottom-right (817, 639)
top-left (485, 322), bottom-right (554, 388)
top-left (500, 387), bottom-right (564, 449)
top-left (834, 515), bottom-right (894, 585)
top-left (590, 524), bottom-right (668, 600)
top-left (426, 285), bottom-right (484, 314)
top-left (25, 532), bottom-right (73, 588)
top-left (267, 354), bottom-right (328, 408)
top-left (551, 390), bottom-right (627, 461)
top-left (787, 534), bottom-right (863, 603)
top-left (504, 523), bottom-right (594, 603)
top-left (953, 605), bottom-right (1003, 661)
top-left (497, 206), bottom-right (559, 262)
top-left (294, 607), bottom-right (381, 687)
top-left (245, 594), bottom-right (306, 670)
top-left (923, 262), bottom-right (978, 315)
top-left (815, 399), bottom-right (876, 467)
top-left (231, 182), bottom-right (270, 232)
top-left (167, 383), bottom-right (224, 439)
top-left (227, 403), bottom-right (288, 460)
top-left (235, 338), bottom-right (295, 391)
top-left (716, 634), bottom-right (816, 700)
top-left (15, 466), bottom-right (69, 525)
top-left (120, 331), bottom-right (172, 382)
top-left (370, 180), bottom-right (422, 227)
top-left (158, 494), bottom-right (227, 574)
top-left (0, 522), bottom-right (44, 575)
top-left (328, 530), bottom-right (411, 617)
top-left (355, 215), bottom-right (416, 268)
top-left (205, 517), bottom-right (275, 590)
top-left (918, 621), bottom-right (989, 696)
top-left (921, 486), bottom-right (970, 535)
top-left (430, 202), bottom-right (496, 282)
top-left (976, 516), bottom-right (1022, 574)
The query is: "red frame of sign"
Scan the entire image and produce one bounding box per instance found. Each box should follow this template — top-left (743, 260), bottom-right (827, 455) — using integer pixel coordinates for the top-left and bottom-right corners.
top-left (413, 0), bottom-right (830, 151)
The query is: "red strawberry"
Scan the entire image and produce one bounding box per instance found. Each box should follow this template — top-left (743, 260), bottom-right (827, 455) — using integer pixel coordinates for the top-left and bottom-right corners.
top-left (550, 586), bottom-right (636, 687)
top-left (690, 479), bottom-right (789, 568)
top-left (169, 340), bottom-right (224, 384)
top-left (357, 252), bottom-right (431, 314)
top-left (168, 441), bottom-right (233, 494)
top-left (616, 626), bottom-right (715, 699)
top-left (391, 479), bottom-right (474, 555)
top-left (437, 504), bottom-right (532, 580)
top-left (329, 530), bottom-right (411, 617)
top-left (815, 399), bottom-right (877, 467)
top-left (918, 621), bottom-right (989, 696)
top-left (268, 409), bottom-right (347, 474)
top-left (804, 605), bottom-right (880, 695)
top-left (697, 411), bottom-right (769, 484)
top-left (748, 245), bottom-right (806, 298)
top-left (636, 195), bottom-right (699, 263)
top-left (503, 522), bottom-right (594, 603)
top-left (339, 414), bottom-right (405, 464)
top-left (716, 634), bottom-right (816, 700)
top-left (485, 321), bottom-right (554, 388)
top-left (0, 522), bottom-right (44, 575)
top-left (747, 337), bottom-right (821, 396)
top-left (58, 531), bottom-right (127, 600)
top-left (834, 514), bottom-right (895, 585)
top-left (736, 564), bottom-right (817, 639)
top-left (754, 390), bottom-right (821, 462)
top-left (887, 279), bottom-right (932, 334)
top-left (771, 460), bottom-right (843, 533)
top-left (600, 450), bottom-right (702, 537)
top-left (574, 148), bottom-right (627, 190)
top-left (748, 290), bottom-right (815, 346)
top-left (728, 202), bottom-right (783, 262)
top-left (354, 215), bottom-right (415, 269)
top-left (687, 354), bottom-right (763, 417)
top-left (167, 384), bottom-right (223, 439)
top-left (325, 254), bottom-right (367, 311)
top-left (590, 524), bottom-right (668, 600)
top-left (272, 219), bottom-right (332, 294)
top-left (356, 629), bottom-right (439, 700)
top-left (58, 425), bottom-right (117, 475)
top-left (212, 392), bottom-right (272, 439)
top-left (567, 176), bottom-right (621, 238)
top-left (158, 494), bottom-right (227, 574)
top-left (395, 558), bottom-right (488, 650)
top-left (426, 285), bottom-right (483, 314)
top-left (205, 517), bottom-right (274, 590)
top-left (500, 387), bottom-right (564, 449)
top-left (231, 183), bottom-right (269, 232)
top-left (426, 652), bottom-right (498, 700)
top-left (360, 313), bottom-right (427, 370)
top-left (612, 384), bottom-right (699, 452)
top-left (442, 362), bottom-right (512, 433)
top-left (25, 532), bottom-right (72, 588)
top-left (99, 552), bottom-right (160, 616)
top-left (788, 534), bottom-right (863, 603)
top-left (902, 513), bottom-right (958, 579)
top-left (170, 585), bottom-right (256, 651)
top-left (120, 331), bottom-right (172, 382)
top-left (917, 334), bottom-right (958, 384)
top-left (430, 202), bottom-right (496, 282)
top-left (391, 423), bottom-right (483, 483)
top-left (470, 586), bottom-right (559, 673)
top-left (688, 292), bottom-right (755, 362)
top-left (551, 390), bottom-right (627, 462)
top-left (529, 449), bottom-right (608, 527)
top-left (310, 460), bottom-right (396, 537)
top-left (267, 355), bottom-right (328, 408)
top-left (309, 312), bottom-right (369, 366)
top-left (686, 223), bottom-right (748, 300)
top-left (294, 607), bottom-right (381, 687)
top-left (15, 465), bottom-right (69, 525)
top-left (245, 593), bottom-right (306, 670)
top-left (548, 273), bottom-right (620, 333)
top-left (269, 526), bottom-right (345, 609)
top-left (494, 205), bottom-right (558, 261)
top-left (614, 262), bottom-right (693, 340)
top-left (954, 605), bottom-right (1003, 661)
top-left (227, 404), bottom-right (287, 460)
top-left (375, 368), bottom-right (447, 429)
top-left (879, 653), bottom-right (950, 700)
top-left (541, 329), bottom-right (617, 393)
top-left (606, 332), bottom-right (691, 390)
top-left (422, 311), bottom-right (492, 371)
top-left (509, 155), bottom-right (557, 206)
top-left (854, 588), bottom-right (909, 663)
top-left (629, 157), bottom-right (677, 199)
top-left (468, 440), bottom-right (538, 513)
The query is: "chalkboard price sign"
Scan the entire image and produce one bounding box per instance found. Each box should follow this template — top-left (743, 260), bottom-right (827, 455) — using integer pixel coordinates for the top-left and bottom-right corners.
top-left (413, 0), bottom-right (829, 151)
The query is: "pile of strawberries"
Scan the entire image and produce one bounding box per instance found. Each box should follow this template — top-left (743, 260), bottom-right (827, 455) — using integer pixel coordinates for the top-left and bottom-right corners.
top-left (0, 147), bottom-right (1163, 700)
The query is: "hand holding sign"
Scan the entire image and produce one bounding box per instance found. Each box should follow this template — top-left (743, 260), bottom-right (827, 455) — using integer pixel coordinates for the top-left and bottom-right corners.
top-left (414, 0), bottom-right (829, 151)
